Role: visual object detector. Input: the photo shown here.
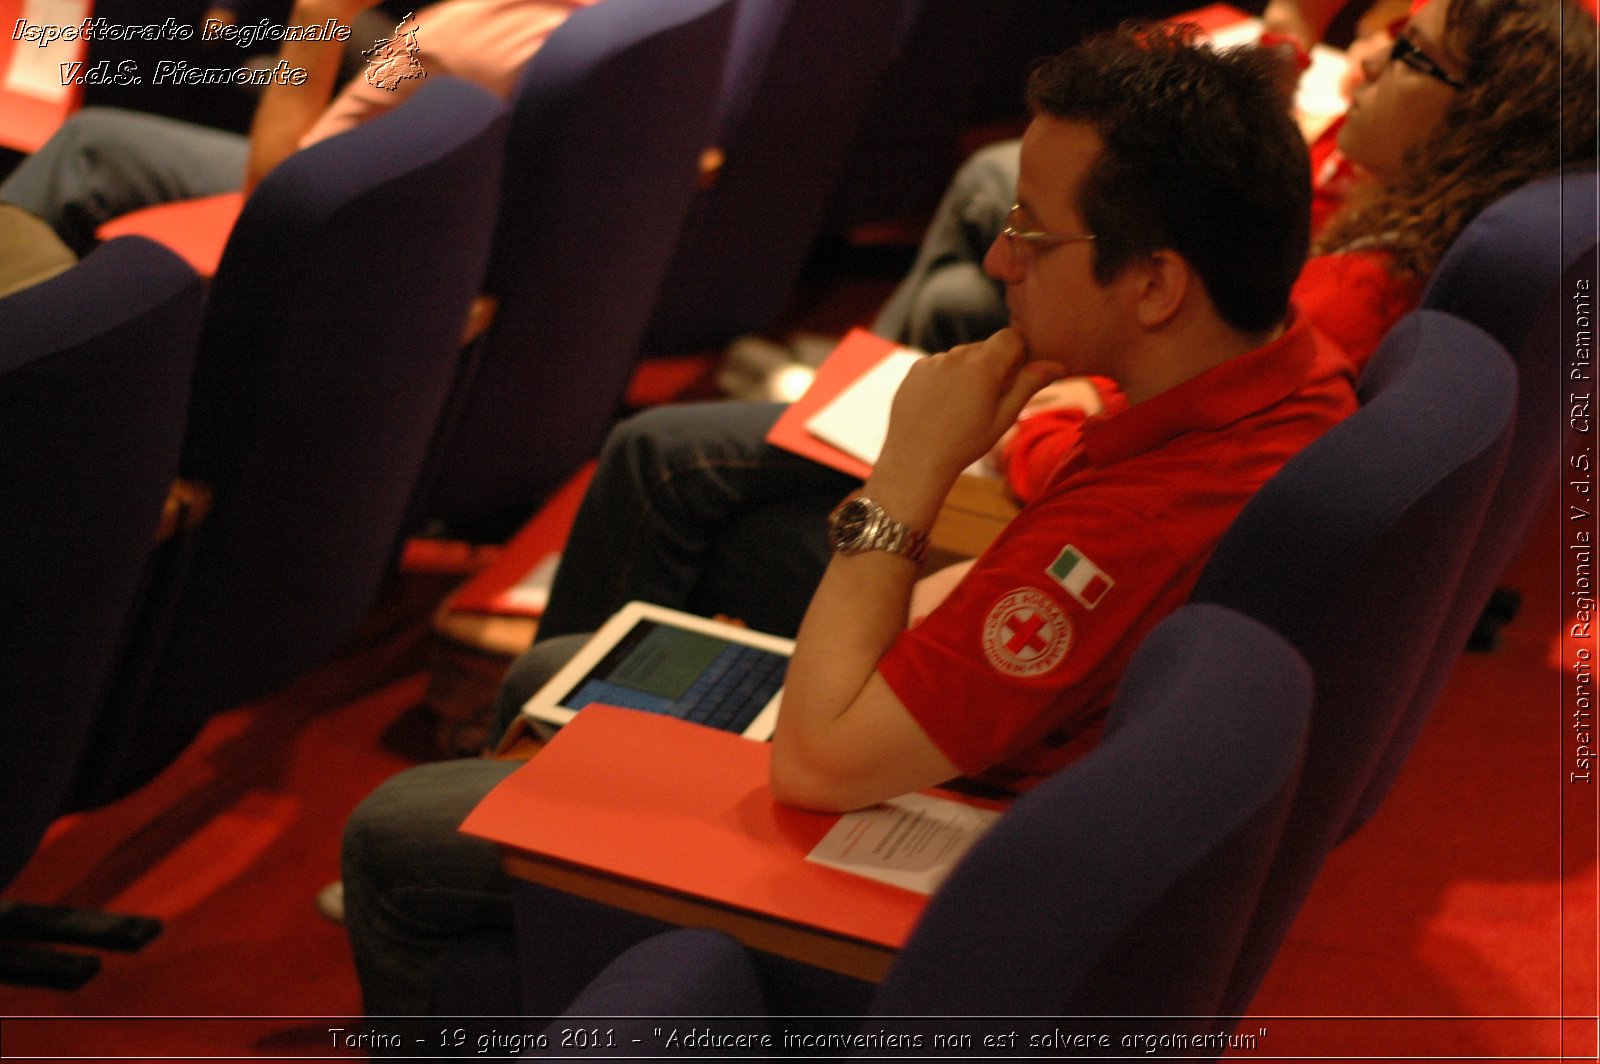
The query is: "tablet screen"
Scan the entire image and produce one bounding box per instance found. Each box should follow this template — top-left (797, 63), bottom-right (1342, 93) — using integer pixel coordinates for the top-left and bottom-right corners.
top-left (560, 619), bottom-right (787, 732)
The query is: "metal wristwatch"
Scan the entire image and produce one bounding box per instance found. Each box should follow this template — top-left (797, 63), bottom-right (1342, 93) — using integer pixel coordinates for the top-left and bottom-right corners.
top-left (826, 495), bottom-right (930, 564)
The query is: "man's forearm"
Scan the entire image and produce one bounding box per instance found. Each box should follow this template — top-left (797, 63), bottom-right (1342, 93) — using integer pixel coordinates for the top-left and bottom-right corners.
top-left (244, 0), bottom-right (372, 191)
top-left (780, 551), bottom-right (921, 747)
top-left (772, 478), bottom-right (951, 810)
top-left (770, 331), bottom-right (1064, 811)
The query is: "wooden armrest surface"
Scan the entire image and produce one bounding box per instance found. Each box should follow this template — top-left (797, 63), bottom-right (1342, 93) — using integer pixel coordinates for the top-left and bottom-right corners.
top-left (927, 473), bottom-right (1019, 567)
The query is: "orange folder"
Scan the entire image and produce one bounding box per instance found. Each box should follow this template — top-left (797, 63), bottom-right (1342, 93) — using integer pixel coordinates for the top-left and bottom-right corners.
top-left (765, 328), bottom-right (901, 481)
top-left (96, 193), bottom-right (244, 279)
top-left (461, 705), bottom-right (946, 949)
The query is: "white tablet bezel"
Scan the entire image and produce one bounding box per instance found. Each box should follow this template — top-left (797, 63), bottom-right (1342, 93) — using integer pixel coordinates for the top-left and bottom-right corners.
top-left (520, 601), bottom-right (793, 741)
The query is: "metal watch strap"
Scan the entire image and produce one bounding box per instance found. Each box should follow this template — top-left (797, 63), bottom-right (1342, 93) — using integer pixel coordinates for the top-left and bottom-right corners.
top-left (830, 495), bottom-right (930, 564)
top-left (864, 510), bottom-right (929, 563)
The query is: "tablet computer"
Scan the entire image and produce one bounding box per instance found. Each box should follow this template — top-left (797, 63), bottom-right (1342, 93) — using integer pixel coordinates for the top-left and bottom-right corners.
top-left (520, 601), bottom-right (792, 742)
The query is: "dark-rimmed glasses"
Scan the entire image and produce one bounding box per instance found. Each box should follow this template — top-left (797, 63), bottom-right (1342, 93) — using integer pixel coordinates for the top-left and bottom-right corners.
top-left (1387, 19), bottom-right (1467, 90)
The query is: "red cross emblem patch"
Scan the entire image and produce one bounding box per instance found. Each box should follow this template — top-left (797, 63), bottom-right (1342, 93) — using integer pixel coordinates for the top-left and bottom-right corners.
top-left (982, 588), bottom-right (1073, 678)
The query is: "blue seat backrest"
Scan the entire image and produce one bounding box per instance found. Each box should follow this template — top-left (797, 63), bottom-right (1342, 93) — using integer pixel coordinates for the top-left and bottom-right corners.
top-left (1344, 170), bottom-right (1600, 829)
top-left (73, 78), bottom-right (508, 807)
top-left (868, 604), bottom-right (1310, 1038)
top-left (1190, 309), bottom-right (1515, 1015)
top-left (0, 237), bottom-right (202, 878)
top-left (419, 0), bottom-right (738, 532)
top-left (641, 0), bottom-right (908, 353)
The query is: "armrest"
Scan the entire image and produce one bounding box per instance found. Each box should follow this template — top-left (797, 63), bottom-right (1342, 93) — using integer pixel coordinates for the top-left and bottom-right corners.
top-left (155, 478), bottom-right (212, 545)
top-left (460, 294), bottom-right (498, 346)
top-left (926, 473), bottom-right (1019, 568)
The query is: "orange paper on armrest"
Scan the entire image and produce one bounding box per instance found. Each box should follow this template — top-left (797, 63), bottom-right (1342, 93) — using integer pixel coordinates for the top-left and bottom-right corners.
top-left (766, 327), bottom-right (904, 480)
top-left (96, 193), bottom-right (245, 278)
top-left (460, 705), bottom-right (947, 949)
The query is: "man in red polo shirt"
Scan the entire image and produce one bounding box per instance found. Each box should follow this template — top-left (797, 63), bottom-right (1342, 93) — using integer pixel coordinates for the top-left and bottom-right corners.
top-left (338, 24), bottom-right (1357, 1014)
top-left (769, 27), bottom-right (1358, 811)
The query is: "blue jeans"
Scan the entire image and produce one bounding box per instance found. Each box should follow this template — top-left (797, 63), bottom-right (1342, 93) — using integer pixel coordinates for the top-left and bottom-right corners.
top-left (343, 636), bottom-right (591, 1016)
top-left (870, 138), bottom-right (1017, 352)
top-left (0, 108), bottom-right (247, 255)
top-left (536, 400), bottom-right (861, 642)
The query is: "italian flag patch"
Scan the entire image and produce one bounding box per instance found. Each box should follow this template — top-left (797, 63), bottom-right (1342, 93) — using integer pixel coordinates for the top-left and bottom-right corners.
top-left (1048, 545), bottom-right (1113, 610)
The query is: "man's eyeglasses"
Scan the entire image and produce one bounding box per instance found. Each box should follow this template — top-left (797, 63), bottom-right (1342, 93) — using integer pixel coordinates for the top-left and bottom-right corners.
top-left (1001, 204), bottom-right (1096, 257)
top-left (1387, 20), bottom-right (1467, 90)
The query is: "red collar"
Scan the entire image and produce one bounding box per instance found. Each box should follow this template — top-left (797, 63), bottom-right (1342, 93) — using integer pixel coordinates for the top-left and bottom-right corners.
top-left (1076, 309), bottom-right (1329, 469)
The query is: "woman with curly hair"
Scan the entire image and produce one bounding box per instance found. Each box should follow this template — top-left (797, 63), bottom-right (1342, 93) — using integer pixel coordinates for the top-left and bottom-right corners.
top-left (1297, 0), bottom-right (1597, 361)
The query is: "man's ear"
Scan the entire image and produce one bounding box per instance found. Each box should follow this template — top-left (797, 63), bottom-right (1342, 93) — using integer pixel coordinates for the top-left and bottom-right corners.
top-left (1129, 249), bottom-right (1190, 328)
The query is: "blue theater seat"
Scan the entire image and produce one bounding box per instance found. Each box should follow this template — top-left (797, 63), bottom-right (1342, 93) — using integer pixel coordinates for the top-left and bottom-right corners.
top-left (1189, 309), bottom-right (1516, 1016)
top-left (73, 77), bottom-right (508, 808)
top-left (0, 237), bottom-right (203, 987)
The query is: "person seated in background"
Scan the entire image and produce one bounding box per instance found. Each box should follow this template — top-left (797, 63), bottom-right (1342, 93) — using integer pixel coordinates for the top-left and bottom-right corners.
top-left (0, 0), bottom-right (594, 256)
top-left (340, 22), bottom-right (1357, 1013)
top-left (998, 0), bottom-right (1594, 504)
top-left (522, 0), bottom-right (1593, 649)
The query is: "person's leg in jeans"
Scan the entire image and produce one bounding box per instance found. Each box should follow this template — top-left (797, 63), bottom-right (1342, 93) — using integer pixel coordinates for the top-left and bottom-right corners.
top-left (342, 636), bottom-right (590, 1016)
top-left (536, 402), bottom-right (859, 641)
top-left (870, 139), bottom-right (1018, 351)
top-left (0, 108), bottom-right (248, 254)
top-left (531, 144), bottom-right (1027, 642)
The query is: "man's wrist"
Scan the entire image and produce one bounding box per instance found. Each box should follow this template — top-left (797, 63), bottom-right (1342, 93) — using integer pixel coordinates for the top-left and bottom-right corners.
top-left (827, 494), bottom-right (930, 564)
top-left (865, 450), bottom-right (962, 531)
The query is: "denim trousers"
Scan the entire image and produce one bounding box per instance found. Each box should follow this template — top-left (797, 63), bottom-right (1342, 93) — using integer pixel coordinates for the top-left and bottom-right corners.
top-left (536, 400), bottom-right (861, 642)
top-left (342, 636), bottom-right (592, 1017)
top-left (0, 108), bottom-right (247, 255)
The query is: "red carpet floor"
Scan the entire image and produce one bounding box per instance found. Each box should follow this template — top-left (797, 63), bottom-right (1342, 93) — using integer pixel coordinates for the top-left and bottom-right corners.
top-left (0, 492), bottom-right (1592, 1062)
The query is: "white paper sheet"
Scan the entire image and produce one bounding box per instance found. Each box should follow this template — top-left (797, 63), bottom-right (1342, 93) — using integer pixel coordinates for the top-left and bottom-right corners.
top-left (499, 551), bottom-right (561, 614)
top-left (805, 791), bottom-right (1001, 896)
top-left (5, 0), bottom-right (90, 103)
top-left (801, 348), bottom-right (919, 467)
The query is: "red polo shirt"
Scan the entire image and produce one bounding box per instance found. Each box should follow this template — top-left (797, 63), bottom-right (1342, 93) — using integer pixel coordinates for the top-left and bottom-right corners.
top-left (1004, 253), bottom-right (1415, 503)
top-left (878, 311), bottom-right (1357, 794)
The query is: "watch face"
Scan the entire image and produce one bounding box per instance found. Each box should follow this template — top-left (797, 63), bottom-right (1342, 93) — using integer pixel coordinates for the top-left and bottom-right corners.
top-left (830, 498), bottom-right (873, 551)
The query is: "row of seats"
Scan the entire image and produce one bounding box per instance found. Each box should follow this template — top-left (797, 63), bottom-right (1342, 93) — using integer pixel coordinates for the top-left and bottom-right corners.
top-left (2, 0), bottom-right (1592, 1003)
top-left (0, 0), bottom-right (974, 987)
top-left (426, 168), bottom-right (1598, 1041)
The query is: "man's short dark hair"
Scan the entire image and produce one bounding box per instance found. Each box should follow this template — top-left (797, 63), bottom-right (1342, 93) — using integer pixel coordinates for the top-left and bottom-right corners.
top-left (1027, 25), bottom-right (1311, 334)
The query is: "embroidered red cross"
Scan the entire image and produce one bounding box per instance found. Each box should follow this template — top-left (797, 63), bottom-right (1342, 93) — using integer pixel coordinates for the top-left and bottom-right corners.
top-left (1003, 612), bottom-right (1049, 656)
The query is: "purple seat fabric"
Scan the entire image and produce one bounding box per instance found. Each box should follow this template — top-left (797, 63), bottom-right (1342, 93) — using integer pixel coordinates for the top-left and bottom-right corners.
top-left (639, 0), bottom-right (907, 354)
top-left (72, 77), bottom-right (508, 808)
top-left (0, 237), bottom-right (202, 885)
top-left (1189, 309), bottom-right (1516, 1016)
top-left (415, 0), bottom-right (738, 534)
top-left (1348, 167), bottom-right (1600, 830)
